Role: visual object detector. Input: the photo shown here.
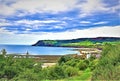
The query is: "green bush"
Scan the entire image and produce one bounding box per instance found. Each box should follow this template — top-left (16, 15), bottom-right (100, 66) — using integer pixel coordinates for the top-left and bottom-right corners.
top-left (92, 44), bottom-right (120, 80)
top-left (89, 59), bottom-right (99, 71)
top-left (76, 60), bottom-right (88, 70)
top-left (46, 65), bottom-right (66, 80)
top-left (58, 55), bottom-right (72, 65)
top-left (64, 66), bottom-right (79, 77)
top-left (13, 69), bottom-right (39, 81)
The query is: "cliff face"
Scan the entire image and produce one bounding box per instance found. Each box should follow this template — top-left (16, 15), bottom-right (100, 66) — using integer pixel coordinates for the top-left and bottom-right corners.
top-left (32, 37), bottom-right (120, 46)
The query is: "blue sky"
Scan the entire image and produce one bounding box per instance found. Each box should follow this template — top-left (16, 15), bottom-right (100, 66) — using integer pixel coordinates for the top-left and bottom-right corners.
top-left (0, 0), bottom-right (120, 44)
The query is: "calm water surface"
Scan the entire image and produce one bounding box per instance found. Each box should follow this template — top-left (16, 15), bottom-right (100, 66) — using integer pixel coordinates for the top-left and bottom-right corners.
top-left (0, 45), bottom-right (78, 55)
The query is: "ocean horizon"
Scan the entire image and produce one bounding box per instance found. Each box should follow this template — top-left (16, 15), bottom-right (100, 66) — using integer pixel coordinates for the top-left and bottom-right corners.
top-left (0, 45), bottom-right (78, 55)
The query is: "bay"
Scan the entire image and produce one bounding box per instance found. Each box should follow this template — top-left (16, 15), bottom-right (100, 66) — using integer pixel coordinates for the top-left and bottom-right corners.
top-left (0, 45), bottom-right (78, 55)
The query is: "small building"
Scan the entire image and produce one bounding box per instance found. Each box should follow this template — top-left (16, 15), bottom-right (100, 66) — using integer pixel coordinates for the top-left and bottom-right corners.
top-left (77, 48), bottom-right (102, 59)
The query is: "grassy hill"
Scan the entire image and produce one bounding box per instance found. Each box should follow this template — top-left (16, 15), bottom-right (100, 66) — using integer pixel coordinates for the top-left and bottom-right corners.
top-left (32, 37), bottom-right (120, 47)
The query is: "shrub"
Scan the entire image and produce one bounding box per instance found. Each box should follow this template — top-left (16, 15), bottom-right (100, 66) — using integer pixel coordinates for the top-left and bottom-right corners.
top-left (64, 66), bottom-right (79, 77)
top-left (92, 44), bottom-right (120, 80)
top-left (58, 55), bottom-right (72, 65)
top-left (76, 60), bottom-right (88, 70)
top-left (46, 65), bottom-right (66, 80)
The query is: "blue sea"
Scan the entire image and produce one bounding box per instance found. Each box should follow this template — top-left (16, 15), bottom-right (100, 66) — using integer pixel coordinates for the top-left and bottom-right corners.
top-left (0, 45), bottom-right (78, 55)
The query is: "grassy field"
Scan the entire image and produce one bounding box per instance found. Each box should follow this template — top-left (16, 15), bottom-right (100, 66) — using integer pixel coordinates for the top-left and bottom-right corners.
top-left (61, 41), bottom-right (120, 47)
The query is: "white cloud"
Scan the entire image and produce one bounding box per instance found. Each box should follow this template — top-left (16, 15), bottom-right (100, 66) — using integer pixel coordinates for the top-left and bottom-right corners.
top-left (80, 21), bottom-right (91, 24)
top-left (93, 21), bottom-right (108, 25)
top-left (78, 0), bottom-right (119, 17)
top-left (0, 0), bottom-right (78, 16)
top-left (0, 27), bottom-right (14, 35)
top-left (0, 22), bottom-right (12, 26)
top-left (13, 19), bottom-right (61, 30)
top-left (41, 26), bottom-right (120, 40)
top-left (51, 26), bottom-right (64, 29)
top-left (79, 21), bottom-right (91, 26)
top-left (110, 5), bottom-right (120, 15)
top-left (0, 26), bottom-right (120, 44)
top-left (16, 19), bottom-right (60, 24)
top-left (78, 0), bottom-right (107, 17)
top-left (0, 0), bottom-right (119, 17)
top-left (0, 19), bottom-right (12, 26)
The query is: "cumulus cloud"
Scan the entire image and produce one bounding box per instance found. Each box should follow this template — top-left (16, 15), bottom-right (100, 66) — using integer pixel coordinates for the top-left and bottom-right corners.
top-left (0, 0), bottom-right (119, 44)
top-left (0, 0), bottom-right (119, 18)
top-left (0, 0), bottom-right (78, 16)
top-left (78, 0), bottom-right (120, 17)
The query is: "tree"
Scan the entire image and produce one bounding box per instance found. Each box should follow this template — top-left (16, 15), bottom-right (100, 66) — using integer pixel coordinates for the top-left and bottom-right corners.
top-left (76, 60), bottom-right (88, 70)
top-left (92, 44), bottom-right (120, 80)
top-left (58, 55), bottom-right (72, 65)
top-left (1, 49), bottom-right (7, 56)
top-left (64, 66), bottom-right (78, 77)
top-left (48, 66), bottom-right (65, 80)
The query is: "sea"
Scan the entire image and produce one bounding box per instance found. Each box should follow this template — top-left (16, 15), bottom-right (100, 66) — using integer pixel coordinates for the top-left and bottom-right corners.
top-left (0, 45), bottom-right (78, 55)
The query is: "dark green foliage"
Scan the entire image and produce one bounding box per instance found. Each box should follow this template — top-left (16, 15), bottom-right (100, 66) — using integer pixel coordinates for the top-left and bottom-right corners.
top-left (13, 69), bottom-right (39, 81)
top-left (89, 59), bottom-right (99, 71)
top-left (64, 65), bottom-right (79, 77)
top-left (43, 40), bottom-right (58, 46)
top-left (58, 55), bottom-right (72, 65)
top-left (65, 58), bottom-right (78, 67)
top-left (33, 62), bottom-right (42, 73)
top-left (88, 55), bottom-right (96, 61)
top-left (92, 44), bottom-right (120, 80)
top-left (0, 53), bottom-right (42, 80)
top-left (47, 65), bottom-right (66, 80)
top-left (76, 60), bottom-right (88, 70)
top-left (1, 49), bottom-right (7, 56)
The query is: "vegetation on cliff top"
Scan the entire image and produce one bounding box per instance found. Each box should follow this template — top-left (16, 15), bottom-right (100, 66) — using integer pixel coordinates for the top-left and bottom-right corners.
top-left (32, 37), bottom-right (120, 47)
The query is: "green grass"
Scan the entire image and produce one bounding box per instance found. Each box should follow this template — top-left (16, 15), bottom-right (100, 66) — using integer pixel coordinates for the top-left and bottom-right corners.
top-left (44, 68), bottom-right (92, 81)
top-left (61, 41), bottom-right (120, 47)
top-left (62, 69), bottom-right (92, 81)
top-left (62, 40), bottom-right (94, 47)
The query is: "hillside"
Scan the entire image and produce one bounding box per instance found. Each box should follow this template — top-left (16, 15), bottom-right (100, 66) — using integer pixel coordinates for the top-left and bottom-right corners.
top-left (32, 37), bottom-right (120, 47)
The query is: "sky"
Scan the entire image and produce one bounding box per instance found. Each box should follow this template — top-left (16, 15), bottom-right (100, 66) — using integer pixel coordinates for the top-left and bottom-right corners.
top-left (0, 0), bottom-right (120, 45)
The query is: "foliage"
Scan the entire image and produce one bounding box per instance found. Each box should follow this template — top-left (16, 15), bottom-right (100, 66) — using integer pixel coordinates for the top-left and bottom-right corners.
top-left (57, 68), bottom-right (92, 81)
top-left (76, 60), bottom-right (88, 70)
top-left (1, 49), bottom-right (7, 56)
top-left (0, 54), bottom-right (42, 80)
top-left (62, 40), bottom-right (94, 47)
top-left (89, 59), bottom-right (99, 71)
top-left (43, 40), bottom-right (58, 46)
top-left (48, 65), bottom-right (66, 80)
top-left (58, 55), bottom-right (72, 65)
top-left (1, 43), bottom-right (119, 81)
top-left (92, 44), bottom-right (120, 80)
top-left (64, 65), bottom-right (79, 77)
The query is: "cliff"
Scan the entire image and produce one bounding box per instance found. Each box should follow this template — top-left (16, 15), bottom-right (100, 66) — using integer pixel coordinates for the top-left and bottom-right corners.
top-left (32, 37), bottom-right (120, 47)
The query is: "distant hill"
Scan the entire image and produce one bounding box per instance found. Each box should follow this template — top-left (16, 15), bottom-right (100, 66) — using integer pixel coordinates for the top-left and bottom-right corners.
top-left (32, 37), bottom-right (120, 47)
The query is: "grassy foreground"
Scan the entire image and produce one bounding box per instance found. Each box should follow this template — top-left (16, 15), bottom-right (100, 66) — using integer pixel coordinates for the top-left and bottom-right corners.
top-left (59, 69), bottom-right (92, 81)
